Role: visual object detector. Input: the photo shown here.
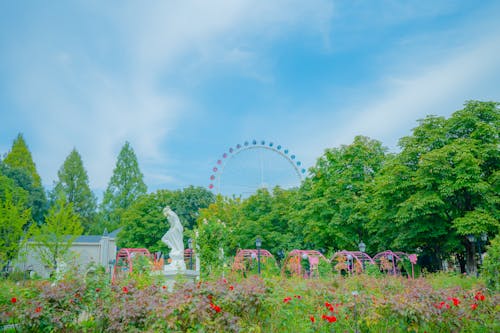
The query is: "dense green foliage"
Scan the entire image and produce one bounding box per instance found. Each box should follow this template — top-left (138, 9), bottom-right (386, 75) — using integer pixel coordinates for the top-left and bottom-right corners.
top-left (3, 134), bottom-right (42, 187)
top-left (365, 101), bottom-right (499, 273)
top-left (481, 234), bottom-right (500, 291)
top-left (118, 187), bottom-right (215, 253)
top-left (0, 185), bottom-right (31, 272)
top-left (101, 142), bottom-right (147, 233)
top-left (50, 149), bottom-right (97, 234)
top-left (30, 195), bottom-right (83, 271)
top-left (1, 135), bottom-right (46, 224)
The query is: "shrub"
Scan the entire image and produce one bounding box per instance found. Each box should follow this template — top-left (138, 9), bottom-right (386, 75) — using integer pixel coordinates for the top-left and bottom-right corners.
top-left (482, 234), bottom-right (500, 291)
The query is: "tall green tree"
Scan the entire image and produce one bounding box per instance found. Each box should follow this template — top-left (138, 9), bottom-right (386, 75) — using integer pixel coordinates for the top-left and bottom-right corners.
top-left (30, 195), bottom-right (83, 272)
top-left (3, 133), bottom-right (42, 187)
top-left (298, 136), bottom-right (387, 252)
top-left (2, 134), bottom-right (47, 223)
top-left (366, 101), bottom-right (499, 273)
top-left (0, 175), bottom-right (32, 272)
top-left (101, 142), bottom-right (147, 232)
top-left (169, 186), bottom-right (215, 230)
top-left (50, 149), bottom-right (97, 234)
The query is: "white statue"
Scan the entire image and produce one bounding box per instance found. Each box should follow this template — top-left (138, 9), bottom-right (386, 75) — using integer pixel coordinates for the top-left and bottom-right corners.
top-left (161, 206), bottom-right (186, 271)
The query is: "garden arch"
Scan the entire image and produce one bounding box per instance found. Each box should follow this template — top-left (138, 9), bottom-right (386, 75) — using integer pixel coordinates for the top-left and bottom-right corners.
top-left (281, 250), bottom-right (329, 278)
top-left (373, 251), bottom-right (418, 278)
top-left (331, 250), bottom-right (375, 275)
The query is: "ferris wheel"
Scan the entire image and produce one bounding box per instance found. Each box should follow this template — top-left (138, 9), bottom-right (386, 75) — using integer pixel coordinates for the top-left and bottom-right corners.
top-left (208, 139), bottom-right (307, 197)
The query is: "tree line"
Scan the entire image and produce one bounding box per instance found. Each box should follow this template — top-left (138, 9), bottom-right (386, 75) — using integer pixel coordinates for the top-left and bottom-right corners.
top-left (194, 101), bottom-right (499, 275)
top-left (1, 100), bottom-right (498, 275)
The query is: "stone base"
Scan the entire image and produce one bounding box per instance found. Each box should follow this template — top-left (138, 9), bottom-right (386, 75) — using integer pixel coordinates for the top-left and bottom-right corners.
top-left (153, 269), bottom-right (199, 291)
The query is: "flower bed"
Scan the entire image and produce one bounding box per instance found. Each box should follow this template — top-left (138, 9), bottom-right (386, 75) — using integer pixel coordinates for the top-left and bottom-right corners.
top-left (1, 271), bottom-right (498, 332)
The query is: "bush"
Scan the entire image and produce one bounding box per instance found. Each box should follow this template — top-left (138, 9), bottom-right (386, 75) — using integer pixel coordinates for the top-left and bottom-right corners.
top-left (1, 272), bottom-right (498, 332)
top-left (482, 234), bottom-right (500, 291)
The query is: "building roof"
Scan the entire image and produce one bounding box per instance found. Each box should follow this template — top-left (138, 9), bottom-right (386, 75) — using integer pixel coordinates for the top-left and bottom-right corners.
top-left (74, 235), bottom-right (103, 243)
top-left (73, 228), bottom-right (121, 244)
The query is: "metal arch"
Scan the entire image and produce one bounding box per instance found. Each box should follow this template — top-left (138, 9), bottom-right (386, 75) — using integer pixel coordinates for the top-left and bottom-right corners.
top-left (210, 141), bottom-right (305, 194)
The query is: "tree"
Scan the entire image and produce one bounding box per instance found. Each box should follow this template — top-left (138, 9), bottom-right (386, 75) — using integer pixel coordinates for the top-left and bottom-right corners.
top-left (30, 195), bottom-right (83, 271)
top-left (366, 101), bottom-right (499, 273)
top-left (0, 177), bottom-right (31, 273)
top-left (168, 186), bottom-right (215, 230)
top-left (298, 136), bottom-right (387, 252)
top-left (118, 187), bottom-right (215, 252)
top-left (118, 190), bottom-right (173, 253)
top-left (50, 149), bottom-right (97, 233)
top-left (2, 134), bottom-right (47, 223)
top-left (101, 142), bottom-right (147, 232)
top-left (3, 133), bottom-right (42, 187)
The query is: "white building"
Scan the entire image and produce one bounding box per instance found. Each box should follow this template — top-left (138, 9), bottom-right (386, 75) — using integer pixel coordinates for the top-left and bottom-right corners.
top-left (18, 229), bottom-right (119, 278)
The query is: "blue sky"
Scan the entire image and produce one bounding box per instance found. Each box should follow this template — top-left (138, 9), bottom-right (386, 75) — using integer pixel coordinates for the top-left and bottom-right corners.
top-left (1, 1), bottom-right (499, 197)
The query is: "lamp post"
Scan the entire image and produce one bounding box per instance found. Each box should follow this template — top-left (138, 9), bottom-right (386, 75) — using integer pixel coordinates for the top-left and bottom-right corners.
top-left (358, 241), bottom-right (366, 270)
top-left (188, 238), bottom-right (193, 270)
top-left (256, 237), bottom-right (262, 275)
top-left (277, 249), bottom-right (285, 266)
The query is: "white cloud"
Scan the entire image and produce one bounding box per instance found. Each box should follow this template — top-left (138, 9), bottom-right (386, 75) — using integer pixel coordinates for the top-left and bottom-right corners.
top-left (5, 0), bottom-right (334, 191)
top-left (289, 29), bottom-right (500, 168)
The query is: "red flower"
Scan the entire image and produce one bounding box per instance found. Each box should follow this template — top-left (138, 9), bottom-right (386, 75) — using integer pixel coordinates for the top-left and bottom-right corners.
top-left (95, 288), bottom-right (100, 292)
top-left (210, 303), bottom-right (221, 313)
top-left (451, 297), bottom-right (460, 306)
top-left (122, 286), bottom-right (129, 293)
top-left (309, 315), bottom-right (315, 323)
top-left (323, 315), bottom-right (337, 323)
top-left (294, 295), bottom-right (301, 299)
top-left (325, 301), bottom-right (331, 308)
top-left (471, 303), bottom-right (478, 310)
top-left (229, 285), bottom-right (234, 291)
top-left (475, 292), bottom-right (485, 301)
top-left (283, 297), bottom-right (292, 303)
top-left (35, 306), bottom-right (42, 313)
top-left (222, 278), bottom-right (227, 283)
top-left (162, 285), bottom-right (167, 290)
top-left (10, 297), bottom-right (17, 304)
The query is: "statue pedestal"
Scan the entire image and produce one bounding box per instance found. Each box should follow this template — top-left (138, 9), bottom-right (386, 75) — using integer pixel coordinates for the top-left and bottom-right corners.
top-left (155, 268), bottom-right (199, 291)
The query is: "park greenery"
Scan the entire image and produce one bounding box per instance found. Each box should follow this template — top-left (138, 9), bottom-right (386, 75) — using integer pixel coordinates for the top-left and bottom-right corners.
top-left (0, 100), bottom-right (499, 276)
top-left (0, 100), bottom-right (499, 331)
